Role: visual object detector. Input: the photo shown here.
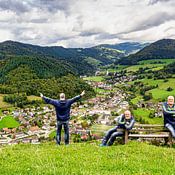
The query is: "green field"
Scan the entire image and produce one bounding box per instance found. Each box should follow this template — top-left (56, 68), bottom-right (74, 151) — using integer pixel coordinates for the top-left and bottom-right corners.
top-left (27, 95), bottom-right (41, 101)
top-left (0, 94), bottom-right (13, 108)
top-left (138, 59), bottom-right (175, 65)
top-left (133, 108), bottom-right (163, 124)
top-left (124, 59), bottom-right (175, 72)
top-left (0, 116), bottom-right (20, 129)
top-left (85, 57), bottom-right (102, 66)
top-left (0, 94), bottom-right (42, 108)
top-left (83, 76), bottom-right (104, 82)
top-left (130, 78), bottom-right (175, 101)
top-left (0, 142), bottom-right (175, 175)
top-left (130, 95), bottom-right (143, 105)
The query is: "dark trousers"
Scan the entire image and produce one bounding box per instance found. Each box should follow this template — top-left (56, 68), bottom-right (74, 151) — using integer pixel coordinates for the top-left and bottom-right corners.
top-left (56, 120), bottom-right (69, 145)
top-left (165, 123), bottom-right (175, 138)
top-left (101, 126), bottom-right (124, 146)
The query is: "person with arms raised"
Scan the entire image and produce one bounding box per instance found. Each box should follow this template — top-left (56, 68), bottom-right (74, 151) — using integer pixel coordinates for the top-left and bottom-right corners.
top-left (40, 90), bottom-right (85, 145)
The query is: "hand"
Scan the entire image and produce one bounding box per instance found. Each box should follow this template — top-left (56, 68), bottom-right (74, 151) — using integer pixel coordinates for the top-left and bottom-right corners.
top-left (126, 121), bottom-right (130, 125)
top-left (40, 93), bottom-right (44, 98)
top-left (80, 90), bottom-right (85, 97)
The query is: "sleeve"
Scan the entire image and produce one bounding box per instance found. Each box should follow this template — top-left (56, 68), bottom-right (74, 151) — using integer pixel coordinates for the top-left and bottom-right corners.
top-left (69, 95), bottom-right (81, 105)
top-left (114, 116), bottom-right (120, 123)
top-left (162, 103), bottom-right (175, 115)
top-left (115, 115), bottom-right (125, 125)
top-left (42, 96), bottom-right (58, 106)
top-left (125, 118), bottom-right (135, 130)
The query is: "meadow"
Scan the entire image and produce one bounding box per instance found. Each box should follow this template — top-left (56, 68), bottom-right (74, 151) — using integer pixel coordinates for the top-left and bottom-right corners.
top-left (0, 141), bottom-right (175, 175)
top-left (0, 116), bottom-right (20, 129)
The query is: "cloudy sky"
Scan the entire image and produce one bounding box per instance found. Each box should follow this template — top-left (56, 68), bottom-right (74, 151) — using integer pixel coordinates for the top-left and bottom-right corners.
top-left (0, 0), bottom-right (175, 47)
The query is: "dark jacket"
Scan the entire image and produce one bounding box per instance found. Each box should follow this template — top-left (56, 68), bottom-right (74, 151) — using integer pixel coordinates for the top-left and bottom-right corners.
top-left (115, 114), bottom-right (135, 130)
top-left (162, 102), bottom-right (175, 126)
top-left (43, 95), bottom-right (81, 121)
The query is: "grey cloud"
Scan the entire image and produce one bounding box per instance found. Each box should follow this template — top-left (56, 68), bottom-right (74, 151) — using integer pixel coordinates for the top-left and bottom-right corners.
top-left (0, 0), bottom-right (72, 15)
top-left (135, 12), bottom-right (175, 30)
top-left (27, 0), bottom-right (72, 15)
top-left (116, 12), bottom-right (175, 36)
top-left (148, 0), bottom-right (172, 5)
top-left (95, 33), bottom-right (118, 40)
top-left (0, 0), bottom-right (29, 13)
top-left (29, 18), bottom-right (49, 24)
top-left (80, 28), bottom-right (104, 37)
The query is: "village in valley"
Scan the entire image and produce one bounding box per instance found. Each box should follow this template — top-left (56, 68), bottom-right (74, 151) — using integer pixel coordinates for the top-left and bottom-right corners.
top-left (0, 69), bottom-right (164, 145)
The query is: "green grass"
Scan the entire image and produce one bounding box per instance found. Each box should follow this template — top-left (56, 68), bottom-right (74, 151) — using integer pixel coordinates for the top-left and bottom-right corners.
top-left (146, 78), bottom-right (175, 100)
top-left (85, 57), bottom-right (102, 66)
top-left (130, 78), bottom-right (175, 101)
top-left (138, 59), bottom-right (175, 65)
top-left (83, 76), bottom-right (104, 82)
top-left (125, 59), bottom-right (175, 72)
top-left (27, 95), bottom-right (41, 101)
top-left (125, 64), bottom-right (164, 72)
top-left (0, 94), bottom-right (42, 108)
top-left (0, 142), bottom-right (175, 175)
top-left (130, 95), bottom-right (143, 105)
top-left (133, 108), bottom-right (163, 124)
top-left (0, 94), bottom-right (13, 108)
top-left (106, 65), bottom-right (128, 73)
top-left (0, 115), bottom-right (20, 129)
top-left (148, 89), bottom-right (175, 100)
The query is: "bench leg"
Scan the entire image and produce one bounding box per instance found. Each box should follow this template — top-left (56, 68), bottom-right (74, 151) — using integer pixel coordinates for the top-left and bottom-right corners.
top-left (169, 133), bottom-right (173, 148)
top-left (124, 130), bottom-right (129, 144)
top-left (164, 137), bottom-right (168, 145)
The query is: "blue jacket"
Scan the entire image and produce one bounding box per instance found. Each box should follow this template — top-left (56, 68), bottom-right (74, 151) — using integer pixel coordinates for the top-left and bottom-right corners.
top-left (43, 95), bottom-right (81, 121)
top-left (115, 114), bottom-right (135, 130)
top-left (162, 102), bottom-right (175, 126)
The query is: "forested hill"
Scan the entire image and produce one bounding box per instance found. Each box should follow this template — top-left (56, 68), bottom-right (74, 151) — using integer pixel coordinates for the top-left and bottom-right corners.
top-left (0, 40), bottom-right (127, 74)
top-left (118, 39), bottom-right (175, 65)
top-left (0, 41), bottom-right (96, 98)
top-left (0, 40), bottom-right (94, 76)
top-left (0, 40), bottom-right (149, 99)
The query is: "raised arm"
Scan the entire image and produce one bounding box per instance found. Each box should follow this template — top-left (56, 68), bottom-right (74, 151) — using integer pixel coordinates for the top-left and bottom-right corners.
top-left (69, 90), bottom-right (85, 104)
top-left (40, 93), bottom-right (58, 106)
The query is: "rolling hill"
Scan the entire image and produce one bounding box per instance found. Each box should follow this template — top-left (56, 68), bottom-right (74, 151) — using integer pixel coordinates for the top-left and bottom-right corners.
top-left (99, 42), bottom-right (149, 55)
top-left (119, 39), bottom-right (175, 65)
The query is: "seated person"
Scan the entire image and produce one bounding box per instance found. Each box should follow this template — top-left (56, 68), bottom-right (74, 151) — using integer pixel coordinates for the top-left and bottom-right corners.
top-left (100, 110), bottom-right (135, 146)
top-left (162, 96), bottom-right (175, 138)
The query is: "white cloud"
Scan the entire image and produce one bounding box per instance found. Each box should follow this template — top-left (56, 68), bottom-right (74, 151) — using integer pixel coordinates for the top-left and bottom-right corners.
top-left (0, 0), bottom-right (175, 47)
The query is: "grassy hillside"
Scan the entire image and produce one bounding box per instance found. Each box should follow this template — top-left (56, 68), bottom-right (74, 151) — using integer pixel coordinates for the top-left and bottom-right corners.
top-left (0, 142), bottom-right (175, 175)
top-left (124, 59), bottom-right (175, 72)
top-left (133, 108), bottom-right (163, 124)
top-left (0, 116), bottom-right (20, 129)
top-left (0, 94), bottom-right (12, 108)
top-left (130, 78), bottom-right (175, 101)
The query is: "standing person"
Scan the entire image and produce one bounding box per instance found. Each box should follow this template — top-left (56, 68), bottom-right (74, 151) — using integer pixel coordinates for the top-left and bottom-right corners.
top-left (100, 110), bottom-right (135, 146)
top-left (162, 96), bottom-right (175, 138)
top-left (40, 91), bottom-right (85, 145)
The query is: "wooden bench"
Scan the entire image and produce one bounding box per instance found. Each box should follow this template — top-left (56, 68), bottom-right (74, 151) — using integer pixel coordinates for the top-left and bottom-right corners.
top-left (124, 124), bottom-right (173, 147)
